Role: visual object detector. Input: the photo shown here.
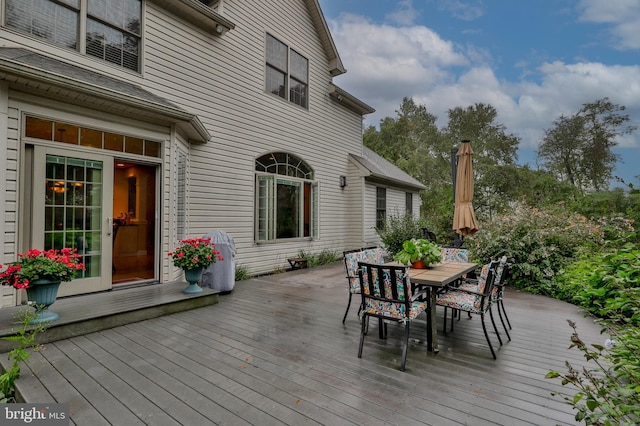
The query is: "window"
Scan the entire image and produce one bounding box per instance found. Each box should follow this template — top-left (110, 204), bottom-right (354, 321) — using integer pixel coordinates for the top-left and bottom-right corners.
top-left (24, 116), bottom-right (161, 158)
top-left (266, 34), bottom-right (308, 108)
top-left (406, 192), bottom-right (413, 215)
top-left (5, 0), bottom-right (141, 71)
top-left (376, 187), bottom-right (386, 229)
top-left (255, 152), bottom-right (317, 241)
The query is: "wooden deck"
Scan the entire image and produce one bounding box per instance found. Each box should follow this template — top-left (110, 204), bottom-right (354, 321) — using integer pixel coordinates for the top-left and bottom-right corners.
top-left (0, 262), bottom-right (603, 425)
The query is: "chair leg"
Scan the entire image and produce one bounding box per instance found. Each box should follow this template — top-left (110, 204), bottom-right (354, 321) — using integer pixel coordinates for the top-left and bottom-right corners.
top-left (500, 299), bottom-right (512, 329)
top-left (442, 307), bottom-right (448, 333)
top-left (480, 313), bottom-right (497, 359)
top-left (489, 306), bottom-right (503, 346)
top-left (342, 293), bottom-right (353, 324)
top-left (400, 321), bottom-right (410, 371)
top-left (358, 314), bottom-right (367, 358)
top-left (496, 300), bottom-right (511, 341)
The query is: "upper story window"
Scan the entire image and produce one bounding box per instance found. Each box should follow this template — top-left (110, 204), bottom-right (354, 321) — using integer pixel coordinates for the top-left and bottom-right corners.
top-left (265, 34), bottom-right (308, 108)
top-left (5, 0), bottom-right (141, 72)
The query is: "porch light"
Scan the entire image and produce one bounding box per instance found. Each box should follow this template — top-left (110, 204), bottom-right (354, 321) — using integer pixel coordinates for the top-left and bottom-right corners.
top-left (339, 175), bottom-right (347, 189)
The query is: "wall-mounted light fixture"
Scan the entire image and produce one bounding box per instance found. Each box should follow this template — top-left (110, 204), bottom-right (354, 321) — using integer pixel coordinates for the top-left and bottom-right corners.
top-left (339, 175), bottom-right (347, 189)
top-left (336, 94), bottom-right (344, 101)
top-left (215, 24), bottom-right (225, 35)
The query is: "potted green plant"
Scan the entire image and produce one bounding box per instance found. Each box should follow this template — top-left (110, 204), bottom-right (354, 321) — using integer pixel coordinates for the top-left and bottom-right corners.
top-left (0, 248), bottom-right (84, 323)
top-left (169, 238), bottom-right (224, 294)
top-left (394, 239), bottom-right (441, 268)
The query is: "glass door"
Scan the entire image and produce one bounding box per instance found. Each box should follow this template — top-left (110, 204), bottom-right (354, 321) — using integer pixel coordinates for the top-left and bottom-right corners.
top-left (32, 147), bottom-right (113, 296)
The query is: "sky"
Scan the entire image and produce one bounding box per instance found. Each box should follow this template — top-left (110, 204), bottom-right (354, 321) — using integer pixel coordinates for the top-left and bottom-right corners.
top-left (317, 0), bottom-right (640, 188)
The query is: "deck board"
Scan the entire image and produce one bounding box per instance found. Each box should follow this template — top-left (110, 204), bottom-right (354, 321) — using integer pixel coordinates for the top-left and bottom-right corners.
top-left (1, 262), bottom-right (604, 425)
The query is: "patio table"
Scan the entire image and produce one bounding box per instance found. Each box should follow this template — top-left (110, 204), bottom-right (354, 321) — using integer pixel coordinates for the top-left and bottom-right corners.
top-left (407, 261), bottom-right (478, 352)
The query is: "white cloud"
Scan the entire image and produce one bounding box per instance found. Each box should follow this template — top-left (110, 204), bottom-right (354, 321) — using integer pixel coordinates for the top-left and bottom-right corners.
top-left (330, 15), bottom-right (640, 153)
top-left (578, 0), bottom-right (640, 49)
top-left (386, 0), bottom-right (419, 26)
top-left (430, 0), bottom-right (485, 21)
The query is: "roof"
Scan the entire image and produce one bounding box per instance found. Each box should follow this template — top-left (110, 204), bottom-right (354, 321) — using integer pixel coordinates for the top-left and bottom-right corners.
top-left (350, 147), bottom-right (427, 191)
top-left (328, 84), bottom-right (375, 115)
top-left (0, 48), bottom-right (210, 143)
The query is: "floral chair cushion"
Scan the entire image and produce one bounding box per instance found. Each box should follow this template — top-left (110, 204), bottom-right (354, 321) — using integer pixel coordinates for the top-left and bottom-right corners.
top-left (491, 256), bottom-right (509, 299)
top-left (359, 266), bottom-right (427, 320)
top-left (436, 264), bottom-right (491, 313)
top-left (345, 248), bottom-right (385, 294)
top-left (441, 247), bottom-right (470, 263)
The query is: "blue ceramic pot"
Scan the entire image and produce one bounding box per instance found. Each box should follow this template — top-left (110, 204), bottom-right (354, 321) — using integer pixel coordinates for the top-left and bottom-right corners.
top-left (183, 267), bottom-right (204, 294)
top-left (26, 278), bottom-right (61, 324)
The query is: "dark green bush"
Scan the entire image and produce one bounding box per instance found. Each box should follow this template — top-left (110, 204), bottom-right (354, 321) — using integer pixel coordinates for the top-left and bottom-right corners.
top-left (466, 202), bottom-right (604, 295)
top-left (375, 214), bottom-right (431, 257)
top-left (556, 240), bottom-right (640, 325)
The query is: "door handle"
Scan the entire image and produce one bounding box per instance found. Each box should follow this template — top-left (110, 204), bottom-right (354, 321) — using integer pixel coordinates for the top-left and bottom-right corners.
top-left (107, 217), bottom-right (113, 236)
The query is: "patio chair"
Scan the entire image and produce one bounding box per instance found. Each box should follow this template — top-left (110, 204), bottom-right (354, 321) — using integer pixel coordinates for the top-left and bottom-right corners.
top-left (342, 248), bottom-right (365, 324)
top-left (435, 261), bottom-right (502, 359)
top-left (456, 256), bottom-right (511, 339)
top-left (357, 262), bottom-right (428, 371)
top-left (492, 257), bottom-right (512, 340)
top-left (441, 247), bottom-right (470, 263)
top-left (342, 246), bottom-right (386, 323)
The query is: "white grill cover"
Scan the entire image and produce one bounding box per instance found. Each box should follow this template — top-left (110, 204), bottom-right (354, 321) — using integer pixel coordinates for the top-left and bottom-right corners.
top-left (201, 230), bottom-right (236, 292)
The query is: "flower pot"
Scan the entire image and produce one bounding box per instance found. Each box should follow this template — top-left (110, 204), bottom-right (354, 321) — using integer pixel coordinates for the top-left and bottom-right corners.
top-left (26, 278), bottom-right (61, 324)
top-left (411, 260), bottom-right (428, 269)
top-left (183, 267), bottom-right (204, 294)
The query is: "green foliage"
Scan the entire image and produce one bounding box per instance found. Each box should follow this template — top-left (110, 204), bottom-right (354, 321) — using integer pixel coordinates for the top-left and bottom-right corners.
top-left (538, 98), bottom-right (637, 192)
top-left (375, 214), bottom-right (430, 257)
top-left (297, 249), bottom-right (341, 267)
top-left (234, 264), bottom-right (251, 281)
top-left (0, 309), bottom-right (49, 403)
top-left (546, 320), bottom-right (640, 425)
top-left (393, 239), bottom-right (441, 266)
top-left (556, 242), bottom-right (640, 325)
top-left (168, 238), bottom-right (223, 270)
top-left (466, 202), bottom-right (604, 295)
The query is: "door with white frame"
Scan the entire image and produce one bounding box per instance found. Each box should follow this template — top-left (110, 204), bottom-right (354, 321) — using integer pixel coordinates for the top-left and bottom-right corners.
top-left (32, 146), bottom-right (114, 296)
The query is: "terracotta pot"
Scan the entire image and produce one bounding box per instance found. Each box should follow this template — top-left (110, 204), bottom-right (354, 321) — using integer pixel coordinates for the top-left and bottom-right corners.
top-left (411, 260), bottom-right (427, 269)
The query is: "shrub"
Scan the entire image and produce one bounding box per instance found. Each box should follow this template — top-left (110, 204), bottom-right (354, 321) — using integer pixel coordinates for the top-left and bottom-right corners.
top-left (376, 214), bottom-right (431, 257)
top-left (0, 309), bottom-right (49, 403)
top-left (297, 249), bottom-right (341, 267)
top-left (546, 320), bottom-right (640, 425)
top-left (235, 264), bottom-right (251, 281)
top-left (466, 202), bottom-right (604, 295)
top-left (557, 241), bottom-right (640, 326)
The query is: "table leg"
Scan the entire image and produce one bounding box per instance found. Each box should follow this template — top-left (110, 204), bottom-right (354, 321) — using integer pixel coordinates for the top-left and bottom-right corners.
top-left (428, 288), bottom-right (439, 353)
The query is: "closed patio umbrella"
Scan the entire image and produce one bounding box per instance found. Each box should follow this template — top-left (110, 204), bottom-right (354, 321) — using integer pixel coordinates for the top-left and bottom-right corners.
top-left (452, 141), bottom-right (479, 236)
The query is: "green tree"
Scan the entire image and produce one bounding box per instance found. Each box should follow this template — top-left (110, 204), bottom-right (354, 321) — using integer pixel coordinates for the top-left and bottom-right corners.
top-left (442, 103), bottom-right (520, 219)
top-left (538, 98), bottom-right (636, 192)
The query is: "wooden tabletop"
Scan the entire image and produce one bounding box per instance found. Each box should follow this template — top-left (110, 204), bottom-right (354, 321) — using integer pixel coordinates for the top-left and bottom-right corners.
top-left (408, 262), bottom-right (478, 287)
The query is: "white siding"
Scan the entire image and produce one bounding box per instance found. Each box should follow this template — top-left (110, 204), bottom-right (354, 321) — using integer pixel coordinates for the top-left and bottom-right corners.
top-left (0, 0), bottom-right (373, 284)
top-left (143, 1), bottom-right (366, 275)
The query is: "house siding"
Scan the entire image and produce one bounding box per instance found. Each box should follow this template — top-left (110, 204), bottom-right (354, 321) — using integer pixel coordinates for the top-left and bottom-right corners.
top-left (144, 1), bottom-right (365, 275)
top-left (0, 0), bottom-right (386, 301)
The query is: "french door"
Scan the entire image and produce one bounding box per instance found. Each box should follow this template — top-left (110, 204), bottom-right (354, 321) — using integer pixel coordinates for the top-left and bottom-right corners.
top-left (32, 147), bottom-right (113, 296)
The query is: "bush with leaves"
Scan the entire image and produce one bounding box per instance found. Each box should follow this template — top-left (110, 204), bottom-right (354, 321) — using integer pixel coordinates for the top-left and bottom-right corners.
top-left (466, 202), bottom-right (604, 295)
top-left (0, 309), bottom-right (49, 403)
top-left (297, 249), bottom-right (341, 267)
top-left (375, 214), bottom-right (431, 257)
top-left (546, 320), bottom-right (640, 425)
top-left (556, 241), bottom-right (640, 323)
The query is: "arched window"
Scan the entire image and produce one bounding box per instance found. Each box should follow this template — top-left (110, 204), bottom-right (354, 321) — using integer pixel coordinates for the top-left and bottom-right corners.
top-left (255, 152), bottom-right (317, 241)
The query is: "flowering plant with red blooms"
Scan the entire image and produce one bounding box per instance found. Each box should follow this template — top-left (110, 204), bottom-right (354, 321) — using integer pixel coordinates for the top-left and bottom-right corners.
top-left (168, 238), bottom-right (223, 270)
top-left (0, 248), bottom-right (85, 289)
